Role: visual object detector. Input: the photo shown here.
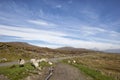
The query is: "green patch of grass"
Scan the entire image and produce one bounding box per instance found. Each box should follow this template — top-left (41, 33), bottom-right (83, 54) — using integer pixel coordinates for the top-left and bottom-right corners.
top-left (0, 62), bottom-right (52, 80)
top-left (63, 60), bottom-right (115, 80)
top-left (73, 64), bottom-right (115, 80)
top-left (40, 61), bottom-right (51, 69)
top-left (0, 63), bottom-right (34, 80)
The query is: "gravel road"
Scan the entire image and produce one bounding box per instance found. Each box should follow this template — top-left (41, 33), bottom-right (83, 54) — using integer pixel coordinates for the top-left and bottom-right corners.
top-left (50, 63), bottom-right (89, 80)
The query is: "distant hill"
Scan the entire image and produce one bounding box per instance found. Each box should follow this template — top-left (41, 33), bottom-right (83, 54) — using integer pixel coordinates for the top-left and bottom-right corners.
top-left (0, 42), bottom-right (53, 53)
top-left (57, 46), bottom-right (87, 51)
top-left (56, 46), bottom-right (97, 54)
top-left (104, 49), bottom-right (120, 53)
top-left (0, 42), bottom-right (57, 61)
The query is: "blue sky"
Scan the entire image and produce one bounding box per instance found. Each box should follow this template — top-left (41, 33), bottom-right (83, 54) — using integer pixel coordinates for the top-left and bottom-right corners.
top-left (0, 0), bottom-right (120, 50)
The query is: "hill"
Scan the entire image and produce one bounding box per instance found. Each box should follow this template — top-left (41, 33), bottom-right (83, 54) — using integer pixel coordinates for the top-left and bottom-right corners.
top-left (0, 42), bottom-right (59, 62)
top-left (57, 46), bottom-right (85, 50)
top-left (56, 46), bottom-right (97, 54)
top-left (104, 49), bottom-right (120, 53)
top-left (0, 42), bottom-right (103, 62)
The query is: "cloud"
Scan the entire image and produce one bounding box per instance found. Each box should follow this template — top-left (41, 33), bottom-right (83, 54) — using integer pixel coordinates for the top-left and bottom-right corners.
top-left (66, 26), bottom-right (106, 36)
top-left (71, 26), bottom-right (120, 38)
top-left (28, 19), bottom-right (57, 26)
top-left (56, 5), bottom-right (62, 8)
top-left (62, 25), bottom-right (120, 45)
top-left (109, 31), bottom-right (120, 37)
top-left (39, 9), bottom-right (44, 16)
top-left (80, 26), bottom-right (106, 36)
top-left (30, 43), bottom-right (62, 49)
top-left (0, 25), bottom-right (65, 36)
top-left (79, 7), bottom-right (99, 20)
top-left (0, 24), bottom-right (120, 50)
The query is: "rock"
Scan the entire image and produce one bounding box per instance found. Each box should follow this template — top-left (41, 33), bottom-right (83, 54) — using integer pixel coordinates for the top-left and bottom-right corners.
top-left (0, 58), bottom-right (7, 62)
top-left (0, 75), bottom-right (9, 80)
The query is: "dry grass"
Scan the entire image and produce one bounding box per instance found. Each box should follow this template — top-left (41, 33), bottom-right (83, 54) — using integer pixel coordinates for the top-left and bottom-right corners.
top-left (72, 53), bottom-right (120, 80)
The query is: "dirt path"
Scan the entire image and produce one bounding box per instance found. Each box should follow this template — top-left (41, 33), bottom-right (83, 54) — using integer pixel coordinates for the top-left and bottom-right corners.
top-left (24, 63), bottom-right (90, 80)
top-left (24, 67), bottom-right (50, 80)
top-left (50, 63), bottom-right (90, 80)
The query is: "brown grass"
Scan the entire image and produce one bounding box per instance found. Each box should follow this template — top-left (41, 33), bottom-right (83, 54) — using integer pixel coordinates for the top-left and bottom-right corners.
top-left (72, 53), bottom-right (120, 80)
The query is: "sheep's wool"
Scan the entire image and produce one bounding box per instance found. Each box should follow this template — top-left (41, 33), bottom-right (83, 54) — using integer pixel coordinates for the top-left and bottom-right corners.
top-left (33, 62), bottom-right (39, 68)
top-left (20, 59), bottom-right (25, 65)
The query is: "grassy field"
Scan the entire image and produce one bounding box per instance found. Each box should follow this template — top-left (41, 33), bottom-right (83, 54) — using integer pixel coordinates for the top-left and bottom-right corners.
top-left (63, 53), bottom-right (120, 80)
top-left (0, 62), bottom-right (51, 80)
top-left (72, 63), bottom-right (114, 80)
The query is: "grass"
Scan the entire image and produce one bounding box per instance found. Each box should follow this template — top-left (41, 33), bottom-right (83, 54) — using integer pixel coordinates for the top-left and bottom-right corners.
top-left (0, 62), bottom-right (51, 80)
top-left (0, 63), bottom-right (34, 80)
top-left (73, 63), bottom-right (115, 80)
top-left (73, 53), bottom-right (120, 80)
top-left (40, 61), bottom-right (52, 69)
top-left (63, 60), bottom-right (115, 80)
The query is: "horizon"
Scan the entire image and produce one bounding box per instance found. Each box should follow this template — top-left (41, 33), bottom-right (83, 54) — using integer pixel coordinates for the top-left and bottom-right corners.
top-left (0, 0), bottom-right (120, 50)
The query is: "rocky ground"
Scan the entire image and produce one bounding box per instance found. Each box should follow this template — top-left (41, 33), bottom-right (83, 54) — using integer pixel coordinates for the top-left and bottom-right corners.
top-left (0, 75), bottom-right (9, 80)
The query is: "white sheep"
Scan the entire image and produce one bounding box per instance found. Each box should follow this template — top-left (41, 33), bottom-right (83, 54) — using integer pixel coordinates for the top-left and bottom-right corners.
top-left (30, 59), bottom-right (41, 70)
top-left (68, 60), bottom-right (71, 63)
top-left (36, 58), bottom-right (48, 63)
top-left (19, 59), bottom-right (25, 67)
top-left (48, 61), bottom-right (53, 65)
top-left (40, 58), bottom-right (48, 62)
top-left (73, 60), bottom-right (76, 63)
top-left (30, 59), bottom-right (36, 63)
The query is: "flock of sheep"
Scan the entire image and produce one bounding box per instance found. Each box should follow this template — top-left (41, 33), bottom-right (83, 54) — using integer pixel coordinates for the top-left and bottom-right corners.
top-left (68, 60), bottom-right (76, 64)
top-left (19, 58), bottom-right (53, 70)
top-left (19, 58), bottom-right (77, 72)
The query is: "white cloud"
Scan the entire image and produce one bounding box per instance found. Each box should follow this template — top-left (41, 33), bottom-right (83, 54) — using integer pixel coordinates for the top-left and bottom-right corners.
top-left (82, 26), bottom-right (106, 32)
top-left (80, 7), bottom-right (99, 20)
top-left (56, 5), bottom-right (62, 8)
top-left (80, 26), bottom-right (106, 36)
top-left (0, 25), bottom-right (120, 50)
top-left (59, 26), bottom-right (120, 44)
top-left (109, 31), bottom-right (120, 37)
top-left (72, 26), bottom-right (120, 38)
top-left (87, 37), bottom-right (120, 44)
top-left (0, 25), bottom-right (66, 36)
top-left (28, 19), bottom-right (57, 26)
top-left (30, 43), bottom-right (62, 49)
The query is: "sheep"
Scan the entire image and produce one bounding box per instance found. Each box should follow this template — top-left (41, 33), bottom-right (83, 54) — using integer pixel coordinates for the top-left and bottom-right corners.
top-left (30, 58), bottom-right (41, 70)
top-left (73, 60), bottom-right (76, 63)
top-left (19, 59), bottom-right (25, 67)
top-left (36, 58), bottom-right (48, 63)
top-left (68, 60), bottom-right (71, 64)
top-left (48, 61), bottom-right (53, 65)
top-left (0, 58), bottom-right (7, 62)
top-left (2, 58), bottom-right (7, 62)
top-left (30, 59), bottom-right (36, 63)
top-left (40, 58), bottom-right (48, 62)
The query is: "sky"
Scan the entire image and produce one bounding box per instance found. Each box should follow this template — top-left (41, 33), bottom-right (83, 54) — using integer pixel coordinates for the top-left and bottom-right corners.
top-left (0, 0), bottom-right (120, 50)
